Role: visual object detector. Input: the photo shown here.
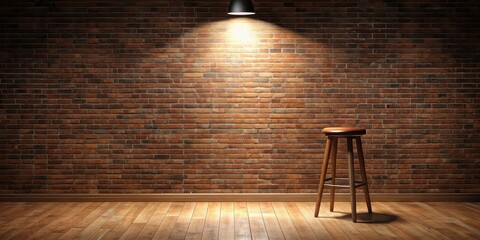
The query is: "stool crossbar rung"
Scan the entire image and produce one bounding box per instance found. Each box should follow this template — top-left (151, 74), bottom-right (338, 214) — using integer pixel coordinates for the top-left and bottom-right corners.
top-left (323, 177), bottom-right (366, 188)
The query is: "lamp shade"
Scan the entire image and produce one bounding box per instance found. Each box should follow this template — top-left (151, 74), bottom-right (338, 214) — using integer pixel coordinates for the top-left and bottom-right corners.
top-left (228, 0), bottom-right (255, 15)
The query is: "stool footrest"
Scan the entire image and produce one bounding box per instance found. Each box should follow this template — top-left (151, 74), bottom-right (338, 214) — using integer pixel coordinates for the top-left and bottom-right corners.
top-left (323, 177), bottom-right (366, 188)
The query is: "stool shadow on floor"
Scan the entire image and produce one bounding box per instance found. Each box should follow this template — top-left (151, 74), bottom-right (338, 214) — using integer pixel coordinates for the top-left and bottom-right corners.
top-left (331, 212), bottom-right (398, 224)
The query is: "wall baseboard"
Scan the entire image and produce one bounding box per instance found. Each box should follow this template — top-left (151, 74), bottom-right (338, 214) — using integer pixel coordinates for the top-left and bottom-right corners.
top-left (0, 193), bottom-right (478, 202)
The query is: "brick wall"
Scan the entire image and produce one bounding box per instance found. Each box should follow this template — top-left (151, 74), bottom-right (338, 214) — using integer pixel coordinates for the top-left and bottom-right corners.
top-left (0, 0), bottom-right (479, 194)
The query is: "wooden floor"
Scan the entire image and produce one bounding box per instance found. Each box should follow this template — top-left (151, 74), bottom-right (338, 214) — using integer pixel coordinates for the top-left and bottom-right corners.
top-left (0, 202), bottom-right (478, 240)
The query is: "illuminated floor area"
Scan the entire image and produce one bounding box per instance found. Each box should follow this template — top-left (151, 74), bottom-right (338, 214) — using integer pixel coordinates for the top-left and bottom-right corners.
top-left (0, 201), bottom-right (478, 239)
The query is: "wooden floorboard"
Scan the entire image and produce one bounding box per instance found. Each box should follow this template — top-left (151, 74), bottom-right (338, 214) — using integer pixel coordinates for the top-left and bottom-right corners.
top-left (218, 202), bottom-right (234, 240)
top-left (202, 202), bottom-right (221, 240)
top-left (0, 202), bottom-right (478, 240)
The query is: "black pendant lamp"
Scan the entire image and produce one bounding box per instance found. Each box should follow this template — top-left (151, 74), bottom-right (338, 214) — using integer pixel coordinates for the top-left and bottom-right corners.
top-left (228, 0), bottom-right (255, 15)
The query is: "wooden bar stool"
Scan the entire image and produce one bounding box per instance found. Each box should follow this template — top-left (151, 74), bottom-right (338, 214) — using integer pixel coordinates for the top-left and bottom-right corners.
top-left (314, 127), bottom-right (372, 222)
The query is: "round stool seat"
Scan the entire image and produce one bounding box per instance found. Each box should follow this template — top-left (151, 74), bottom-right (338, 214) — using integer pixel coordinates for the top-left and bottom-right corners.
top-left (322, 127), bottom-right (366, 136)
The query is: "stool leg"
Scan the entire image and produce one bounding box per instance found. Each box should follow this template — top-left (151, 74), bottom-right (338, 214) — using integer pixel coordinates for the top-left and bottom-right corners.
top-left (356, 137), bottom-right (372, 214)
top-left (329, 138), bottom-right (338, 212)
top-left (315, 137), bottom-right (332, 217)
top-left (347, 137), bottom-right (357, 222)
